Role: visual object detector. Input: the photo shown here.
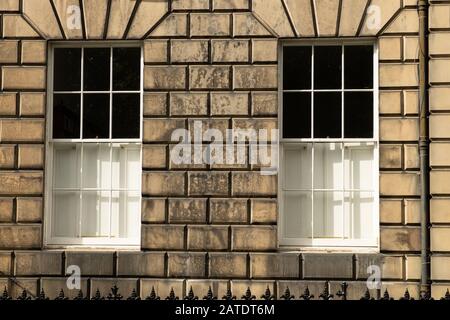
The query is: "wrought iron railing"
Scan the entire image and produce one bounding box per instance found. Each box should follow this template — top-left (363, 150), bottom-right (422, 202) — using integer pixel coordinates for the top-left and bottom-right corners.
top-left (0, 282), bottom-right (449, 301)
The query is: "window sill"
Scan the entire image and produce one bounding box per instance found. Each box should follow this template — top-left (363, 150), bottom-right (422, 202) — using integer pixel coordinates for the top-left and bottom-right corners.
top-left (44, 244), bottom-right (141, 251)
top-left (277, 245), bottom-right (380, 254)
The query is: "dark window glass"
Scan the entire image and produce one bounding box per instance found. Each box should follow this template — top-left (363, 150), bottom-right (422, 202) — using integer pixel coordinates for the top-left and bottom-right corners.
top-left (53, 94), bottom-right (80, 138)
top-left (344, 46), bottom-right (373, 89)
top-left (112, 94), bottom-right (140, 138)
top-left (283, 46), bottom-right (312, 90)
top-left (83, 94), bottom-right (110, 139)
top-left (314, 92), bottom-right (341, 138)
top-left (314, 46), bottom-right (342, 89)
top-left (84, 48), bottom-right (110, 91)
top-left (113, 48), bottom-right (140, 91)
top-left (283, 92), bottom-right (311, 138)
top-left (53, 48), bottom-right (81, 91)
top-left (344, 92), bottom-right (373, 138)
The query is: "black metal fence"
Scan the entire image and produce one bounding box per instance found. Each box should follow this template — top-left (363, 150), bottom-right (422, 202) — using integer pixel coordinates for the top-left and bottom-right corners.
top-left (1, 281), bottom-right (449, 301)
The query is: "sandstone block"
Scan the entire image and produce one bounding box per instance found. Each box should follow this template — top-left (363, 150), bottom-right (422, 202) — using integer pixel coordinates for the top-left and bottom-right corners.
top-left (168, 252), bottom-right (206, 277)
top-left (188, 171), bottom-right (229, 196)
top-left (170, 92), bottom-right (208, 115)
top-left (211, 92), bottom-right (248, 115)
top-left (209, 198), bottom-right (247, 223)
top-left (168, 198), bottom-right (207, 223)
top-left (209, 253), bottom-right (247, 278)
top-left (187, 225), bottom-right (229, 250)
top-left (142, 198), bottom-right (166, 223)
top-left (144, 66), bottom-right (186, 90)
top-left (141, 225), bottom-right (185, 250)
top-left (189, 66), bottom-right (230, 89)
top-left (233, 65), bottom-right (277, 89)
top-left (232, 226), bottom-right (276, 251)
top-left (142, 171), bottom-right (185, 196)
top-left (171, 40), bottom-right (208, 63)
top-left (232, 172), bottom-right (277, 196)
top-left (212, 40), bottom-right (249, 62)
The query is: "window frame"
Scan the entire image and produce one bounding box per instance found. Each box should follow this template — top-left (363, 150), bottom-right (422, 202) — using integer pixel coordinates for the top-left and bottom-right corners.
top-left (278, 40), bottom-right (380, 251)
top-left (44, 42), bottom-right (144, 249)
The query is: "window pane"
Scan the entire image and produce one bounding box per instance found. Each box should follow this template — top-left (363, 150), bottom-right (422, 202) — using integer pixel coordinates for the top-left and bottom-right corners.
top-left (53, 48), bottom-right (81, 91)
top-left (284, 191), bottom-right (312, 238)
top-left (314, 92), bottom-right (341, 138)
top-left (344, 92), bottom-right (373, 138)
top-left (83, 94), bottom-right (110, 139)
top-left (344, 192), bottom-right (374, 239)
top-left (53, 94), bottom-right (81, 139)
top-left (52, 191), bottom-right (79, 237)
top-left (82, 144), bottom-right (111, 189)
top-left (314, 143), bottom-right (343, 190)
top-left (113, 47), bottom-right (140, 90)
top-left (111, 191), bottom-right (140, 238)
top-left (344, 143), bottom-right (374, 190)
top-left (283, 92), bottom-right (311, 138)
top-left (112, 145), bottom-right (141, 190)
top-left (81, 191), bottom-right (110, 237)
top-left (283, 46), bottom-right (312, 90)
top-left (314, 46), bottom-right (342, 89)
top-left (284, 144), bottom-right (312, 190)
top-left (344, 45), bottom-right (373, 89)
top-left (313, 191), bottom-right (344, 238)
top-left (112, 94), bottom-right (140, 138)
top-left (84, 48), bottom-right (110, 91)
top-left (54, 144), bottom-right (81, 188)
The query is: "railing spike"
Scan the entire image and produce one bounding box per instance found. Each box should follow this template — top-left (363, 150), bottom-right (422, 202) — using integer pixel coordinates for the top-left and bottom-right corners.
top-left (203, 286), bottom-right (217, 300)
top-left (260, 286), bottom-right (274, 300)
top-left (241, 287), bottom-right (256, 300)
top-left (146, 286), bottom-right (160, 300)
top-left (222, 287), bottom-right (236, 300)
top-left (280, 287), bottom-right (295, 300)
top-left (184, 286), bottom-right (198, 300)
top-left (166, 287), bottom-right (179, 300)
top-left (300, 286), bottom-right (314, 300)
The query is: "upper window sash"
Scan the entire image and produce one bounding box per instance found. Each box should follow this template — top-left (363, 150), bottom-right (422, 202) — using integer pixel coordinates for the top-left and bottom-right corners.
top-left (281, 42), bottom-right (378, 142)
top-left (48, 43), bottom-right (143, 142)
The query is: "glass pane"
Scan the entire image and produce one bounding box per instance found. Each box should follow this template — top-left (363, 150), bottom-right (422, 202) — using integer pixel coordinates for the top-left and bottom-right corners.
top-left (84, 48), bottom-right (110, 91)
top-left (344, 192), bottom-right (374, 239)
top-left (283, 46), bottom-right (312, 90)
top-left (314, 92), bottom-right (341, 138)
top-left (283, 191), bottom-right (312, 238)
top-left (314, 46), bottom-right (342, 89)
top-left (112, 94), bottom-right (140, 138)
top-left (113, 47), bottom-right (140, 90)
top-left (284, 144), bottom-right (312, 190)
top-left (344, 92), bottom-right (373, 138)
top-left (344, 45), bottom-right (373, 89)
top-left (344, 143), bottom-right (374, 190)
top-left (52, 191), bottom-right (79, 237)
top-left (126, 147), bottom-right (141, 190)
top-left (53, 48), bottom-right (81, 91)
top-left (112, 145), bottom-right (141, 190)
top-left (314, 143), bottom-right (343, 190)
top-left (81, 191), bottom-right (110, 237)
top-left (283, 92), bottom-right (311, 138)
top-left (83, 94), bottom-right (110, 139)
top-left (53, 144), bottom-right (81, 188)
top-left (53, 94), bottom-right (81, 139)
top-left (82, 144), bottom-right (111, 189)
top-left (313, 191), bottom-right (344, 238)
top-left (111, 191), bottom-right (140, 238)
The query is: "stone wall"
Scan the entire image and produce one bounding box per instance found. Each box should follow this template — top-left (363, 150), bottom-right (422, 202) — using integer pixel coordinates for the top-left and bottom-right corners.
top-left (428, 0), bottom-right (450, 298)
top-left (0, 0), bottom-right (447, 300)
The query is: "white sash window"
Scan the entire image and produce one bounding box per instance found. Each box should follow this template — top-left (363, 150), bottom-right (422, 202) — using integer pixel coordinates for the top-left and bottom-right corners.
top-left (45, 44), bottom-right (142, 247)
top-left (280, 42), bottom-right (379, 249)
